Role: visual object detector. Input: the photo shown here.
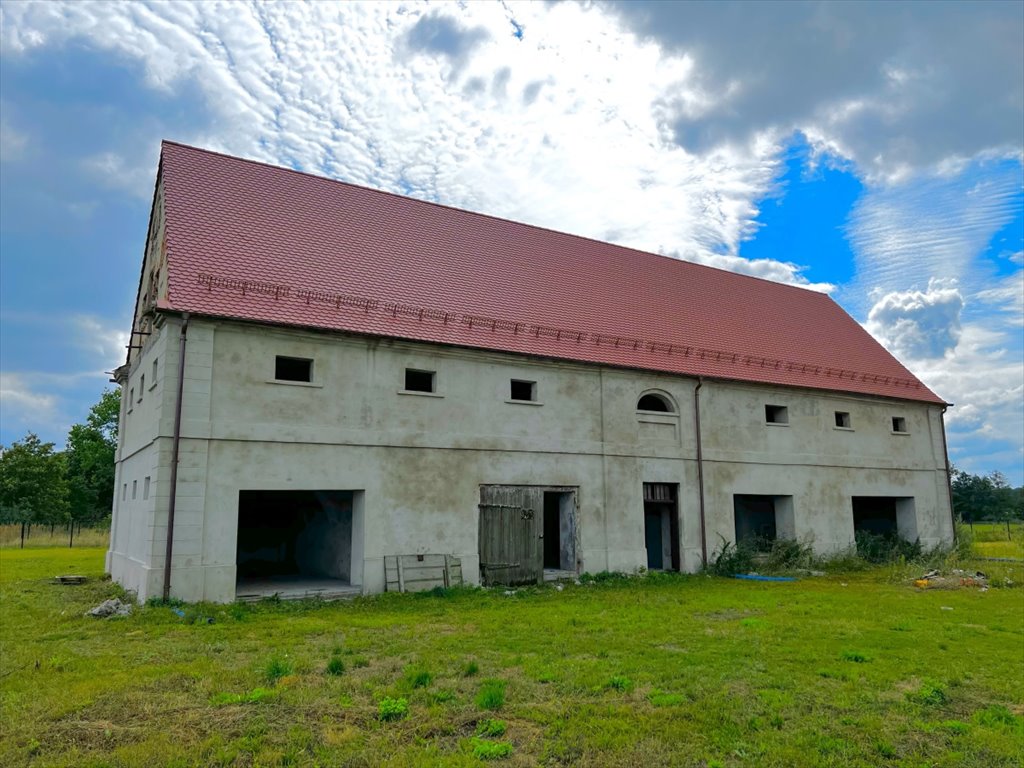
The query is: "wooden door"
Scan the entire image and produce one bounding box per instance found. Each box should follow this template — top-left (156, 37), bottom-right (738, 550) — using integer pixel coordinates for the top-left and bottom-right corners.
top-left (478, 486), bottom-right (543, 586)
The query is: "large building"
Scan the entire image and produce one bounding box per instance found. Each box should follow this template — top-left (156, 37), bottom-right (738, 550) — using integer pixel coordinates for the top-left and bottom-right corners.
top-left (107, 141), bottom-right (955, 603)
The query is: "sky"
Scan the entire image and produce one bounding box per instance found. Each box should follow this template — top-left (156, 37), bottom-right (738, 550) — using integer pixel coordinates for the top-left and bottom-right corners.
top-left (1, 0), bottom-right (1022, 483)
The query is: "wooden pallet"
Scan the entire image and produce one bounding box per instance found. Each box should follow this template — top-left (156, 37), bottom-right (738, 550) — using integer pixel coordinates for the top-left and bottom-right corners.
top-left (53, 575), bottom-right (87, 585)
top-left (384, 554), bottom-right (463, 593)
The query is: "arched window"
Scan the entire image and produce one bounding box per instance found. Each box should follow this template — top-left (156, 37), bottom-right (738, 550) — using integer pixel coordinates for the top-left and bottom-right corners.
top-left (637, 393), bottom-right (674, 413)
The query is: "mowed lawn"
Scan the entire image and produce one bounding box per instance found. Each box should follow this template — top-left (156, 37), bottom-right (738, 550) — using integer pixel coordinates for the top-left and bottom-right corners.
top-left (1, 548), bottom-right (1022, 768)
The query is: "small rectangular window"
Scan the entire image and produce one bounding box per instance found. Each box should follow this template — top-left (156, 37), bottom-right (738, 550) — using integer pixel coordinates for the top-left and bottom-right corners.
top-left (835, 411), bottom-right (852, 428)
top-left (404, 368), bottom-right (436, 393)
top-left (143, 476), bottom-right (151, 500)
top-left (892, 416), bottom-right (908, 433)
top-left (275, 356), bottom-right (313, 382)
top-left (510, 379), bottom-right (536, 401)
top-left (138, 375), bottom-right (144, 401)
top-left (132, 480), bottom-right (137, 500)
top-left (128, 388), bottom-right (134, 411)
top-left (151, 358), bottom-right (158, 387)
top-left (122, 484), bottom-right (127, 501)
top-left (765, 404), bottom-right (789, 425)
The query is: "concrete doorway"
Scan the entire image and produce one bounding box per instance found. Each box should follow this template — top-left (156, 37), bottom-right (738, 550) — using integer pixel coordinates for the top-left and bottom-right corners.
top-left (235, 490), bottom-right (360, 600)
top-left (643, 483), bottom-right (679, 571)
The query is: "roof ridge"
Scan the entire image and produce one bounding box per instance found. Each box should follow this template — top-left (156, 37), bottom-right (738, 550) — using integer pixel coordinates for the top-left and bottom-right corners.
top-left (160, 139), bottom-right (828, 298)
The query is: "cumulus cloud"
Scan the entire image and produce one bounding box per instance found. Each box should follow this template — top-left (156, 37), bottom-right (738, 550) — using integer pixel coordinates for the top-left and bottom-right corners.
top-left (604, 1), bottom-right (1023, 179)
top-left (0, 0), bottom-right (821, 288)
top-left (865, 280), bottom-right (963, 359)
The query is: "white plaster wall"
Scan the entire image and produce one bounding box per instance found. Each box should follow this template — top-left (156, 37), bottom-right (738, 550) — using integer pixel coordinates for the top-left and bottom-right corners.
top-left (108, 316), bottom-right (953, 602)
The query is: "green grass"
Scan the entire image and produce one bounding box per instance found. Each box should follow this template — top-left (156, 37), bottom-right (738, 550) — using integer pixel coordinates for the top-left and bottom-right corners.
top-left (1, 547), bottom-right (1022, 767)
top-left (968, 523), bottom-right (1024, 560)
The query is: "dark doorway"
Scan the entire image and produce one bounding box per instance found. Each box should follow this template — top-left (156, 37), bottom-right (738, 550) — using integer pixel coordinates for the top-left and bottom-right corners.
top-left (852, 496), bottom-right (898, 536)
top-left (643, 483), bottom-right (679, 571)
top-left (543, 491), bottom-right (576, 571)
top-left (734, 495), bottom-right (778, 551)
top-left (236, 490), bottom-right (355, 597)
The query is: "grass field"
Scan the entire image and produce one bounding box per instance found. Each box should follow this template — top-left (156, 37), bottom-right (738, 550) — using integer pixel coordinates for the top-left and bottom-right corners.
top-left (967, 523), bottom-right (1024, 561)
top-left (1, 547), bottom-right (1021, 768)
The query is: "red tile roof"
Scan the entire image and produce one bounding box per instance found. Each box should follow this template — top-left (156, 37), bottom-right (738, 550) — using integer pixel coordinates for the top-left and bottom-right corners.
top-left (156, 141), bottom-right (944, 404)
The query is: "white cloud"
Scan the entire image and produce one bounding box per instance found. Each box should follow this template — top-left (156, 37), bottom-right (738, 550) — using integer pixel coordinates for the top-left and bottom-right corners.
top-left (865, 280), bottom-right (963, 360)
top-left (71, 315), bottom-right (131, 367)
top-left (846, 165), bottom-right (1022, 309)
top-left (0, 372), bottom-right (62, 440)
top-left (80, 150), bottom-right (158, 199)
top-left (0, 0), bottom-right (823, 288)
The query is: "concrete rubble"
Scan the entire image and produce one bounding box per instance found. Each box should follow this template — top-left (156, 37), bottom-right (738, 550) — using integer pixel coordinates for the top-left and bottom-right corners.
top-left (86, 598), bottom-right (133, 618)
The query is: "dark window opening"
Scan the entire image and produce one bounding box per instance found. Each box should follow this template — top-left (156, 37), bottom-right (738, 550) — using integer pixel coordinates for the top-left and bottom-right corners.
top-left (852, 496), bottom-right (897, 536)
top-left (543, 491), bottom-right (576, 571)
top-left (405, 368), bottom-right (435, 393)
top-left (236, 490), bottom-right (354, 583)
top-left (510, 379), bottom-right (536, 401)
top-left (765, 404), bottom-right (789, 424)
top-left (835, 411), bottom-right (852, 428)
top-left (275, 356), bottom-right (313, 382)
top-left (734, 495), bottom-right (778, 552)
top-left (852, 496), bottom-right (917, 552)
top-left (643, 483), bottom-right (680, 570)
top-left (892, 416), bottom-right (907, 433)
top-left (638, 393), bottom-right (673, 412)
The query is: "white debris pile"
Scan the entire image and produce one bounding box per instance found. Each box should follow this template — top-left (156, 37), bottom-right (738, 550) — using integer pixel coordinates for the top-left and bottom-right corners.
top-left (86, 598), bottom-right (133, 617)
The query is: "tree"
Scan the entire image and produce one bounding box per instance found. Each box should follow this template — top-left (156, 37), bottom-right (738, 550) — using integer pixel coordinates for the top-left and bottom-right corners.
top-left (0, 433), bottom-right (69, 546)
top-left (65, 389), bottom-right (120, 528)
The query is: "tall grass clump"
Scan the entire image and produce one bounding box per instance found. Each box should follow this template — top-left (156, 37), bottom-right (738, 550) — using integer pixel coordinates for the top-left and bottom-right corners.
top-left (476, 679), bottom-right (507, 710)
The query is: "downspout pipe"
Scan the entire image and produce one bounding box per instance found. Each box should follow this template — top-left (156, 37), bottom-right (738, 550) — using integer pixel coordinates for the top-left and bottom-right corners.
top-left (694, 378), bottom-right (707, 567)
top-left (939, 405), bottom-right (957, 545)
top-left (163, 312), bottom-right (190, 601)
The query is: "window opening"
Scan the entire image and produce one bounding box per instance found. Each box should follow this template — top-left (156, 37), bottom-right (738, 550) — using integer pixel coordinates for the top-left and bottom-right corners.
top-left (132, 480), bottom-right (137, 500)
top-left (510, 379), bottom-right (536, 401)
top-left (835, 411), bottom-right (852, 428)
top-left (765, 404), bottom-right (789, 424)
top-left (143, 476), bottom-right (150, 500)
top-left (891, 416), bottom-right (908, 433)
top-left (151, 358), bottom-right (158, 386)
top-left (275, 356), bottom-right (313, 383)
top-left (637, 393), bottom-right (673, 412)
top-left (404, 368), bottom-right (436, 393)
top-left (139, 375), bottom-right (144, 401)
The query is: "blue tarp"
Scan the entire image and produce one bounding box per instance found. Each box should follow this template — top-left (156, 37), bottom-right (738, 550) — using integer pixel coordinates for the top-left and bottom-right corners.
top-left (733, 574), bottom-right (796, 582)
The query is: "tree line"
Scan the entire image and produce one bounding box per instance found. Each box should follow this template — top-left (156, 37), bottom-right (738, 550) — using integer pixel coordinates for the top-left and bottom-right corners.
top-left (950, 466), bottom-right (1023, 527)
top-left (0, 390), bottom-right (119, 546)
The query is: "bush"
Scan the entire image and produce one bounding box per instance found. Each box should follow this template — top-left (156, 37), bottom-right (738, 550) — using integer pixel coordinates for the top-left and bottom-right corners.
top-left (476, 679), bottom-right (507, 710)
top-left (854, 531), bottom-right (922, 564)
top-left (462, 660), bottom-right (479, 677)
top-left (378, 697), bottom-right (409, 722)
top-left (705, 538), bottom-right (757, 576)
top-left (326, 656), bottom-right (345, 676)
top-left (909, 680), bottom-right (947, 707)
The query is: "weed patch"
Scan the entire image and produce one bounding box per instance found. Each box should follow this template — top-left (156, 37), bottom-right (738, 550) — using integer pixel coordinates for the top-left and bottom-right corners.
top-left (840, 650), bottom-right (871, 663)
top-left (476, 679), bottom-right (507, 710)
top-left (325, 656), bottom-right (345, 676)
top-left (471, 738), bottom-right (514, 760)
top-left (263, 653), bottom-right (293, 684)
top-left (377, 697), bottom-right (409, 722)
top-left (209, 688), bottom-right (276, 706)
top-left (605, 675), bottom-right (633, 692)
top-left (476, 718), bottom-right (507, 737)
top-left (909, 679), bottom-right (948, 707)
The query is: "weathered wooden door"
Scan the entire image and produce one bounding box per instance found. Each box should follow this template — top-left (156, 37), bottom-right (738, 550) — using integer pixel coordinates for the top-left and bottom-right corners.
top-left (478, 486), bottom-right (544, 586)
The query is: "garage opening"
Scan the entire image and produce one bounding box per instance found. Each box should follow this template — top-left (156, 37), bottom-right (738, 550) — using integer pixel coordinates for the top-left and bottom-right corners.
top-left (543, 491), bottom-right (577, 575)
top-left (733, 494), bottom-right (796, 552)
top-left (852, 496), bottom-right (917, 542)
top-left (643, 483), bottom-right (679, 571)
top-left (236, 490), bottom-right (360, 600)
